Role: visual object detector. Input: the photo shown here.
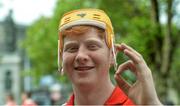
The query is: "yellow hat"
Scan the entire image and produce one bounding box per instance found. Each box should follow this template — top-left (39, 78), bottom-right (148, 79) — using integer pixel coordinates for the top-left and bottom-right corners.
top-left (58, 9), bottom-right (116, 70)
top-left (59, 8), bottom-right (114, 48)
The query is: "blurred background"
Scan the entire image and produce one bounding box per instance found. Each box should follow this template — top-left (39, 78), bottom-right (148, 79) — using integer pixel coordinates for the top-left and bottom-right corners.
top-left (0, 0), bottom-right (180, 105)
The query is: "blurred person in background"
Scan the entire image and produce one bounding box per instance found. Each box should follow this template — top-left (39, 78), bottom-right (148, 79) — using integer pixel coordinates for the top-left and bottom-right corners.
top-left (50, 83), bottom-right (62, 105)
top-left (58, 9), bottom-right (162, 105)
top-left (5, 93), bottom-right (17, 106)
top-left (21, 91), bottom-right (37, 106)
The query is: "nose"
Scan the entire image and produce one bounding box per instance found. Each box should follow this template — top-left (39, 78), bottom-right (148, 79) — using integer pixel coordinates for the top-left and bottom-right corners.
top-left (75, 46), bottom-right (89, 64)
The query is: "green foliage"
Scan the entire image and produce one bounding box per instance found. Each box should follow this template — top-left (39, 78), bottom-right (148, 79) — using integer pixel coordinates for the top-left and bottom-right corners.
top-left (100, 0), bottom-right (180, 103)
top-left (170, 42), bottom-right (180, 93)
top-left (22, 17), bottom-right (57, 83)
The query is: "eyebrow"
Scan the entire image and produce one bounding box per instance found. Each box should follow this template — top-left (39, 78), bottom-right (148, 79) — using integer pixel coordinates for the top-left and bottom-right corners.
top-left (85, 38), bottom-right (104, 46)
top-left (64, 41), bottom-right (78, 46)
top-left (63, 41), bottom-right (78, 49)
top-left (85, 38), bottom-right (104, 43)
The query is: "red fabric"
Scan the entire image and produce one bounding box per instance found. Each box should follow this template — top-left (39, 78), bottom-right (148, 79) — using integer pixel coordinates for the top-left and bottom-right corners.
top-left (66, 86), bottom-right (135, 105)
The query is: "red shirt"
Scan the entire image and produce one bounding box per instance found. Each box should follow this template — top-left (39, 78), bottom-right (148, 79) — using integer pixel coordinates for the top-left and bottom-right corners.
top-left (66, 86), bottom-right (135, 105)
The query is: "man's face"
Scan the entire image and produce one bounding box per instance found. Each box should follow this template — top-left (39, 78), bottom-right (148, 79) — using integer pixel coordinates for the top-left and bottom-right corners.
top-left (62, 27), bottom-right (112, 86)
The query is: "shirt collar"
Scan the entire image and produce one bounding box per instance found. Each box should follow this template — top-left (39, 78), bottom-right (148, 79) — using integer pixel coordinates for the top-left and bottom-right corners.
top-left (66, 86), bottom-right (134, 105)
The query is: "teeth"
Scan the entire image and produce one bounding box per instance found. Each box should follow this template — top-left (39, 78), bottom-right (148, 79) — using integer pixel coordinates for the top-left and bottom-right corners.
top-left (79, 68), bottom-right (89, 70)
top-left (75, 67), bottom-right (93, 70)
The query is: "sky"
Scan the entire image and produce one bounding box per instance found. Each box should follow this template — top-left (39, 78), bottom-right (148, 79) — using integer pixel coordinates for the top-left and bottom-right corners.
top-left (0, 0), bottom-right (56, 25)
top-left (0, 0), bottom-right (180, 26)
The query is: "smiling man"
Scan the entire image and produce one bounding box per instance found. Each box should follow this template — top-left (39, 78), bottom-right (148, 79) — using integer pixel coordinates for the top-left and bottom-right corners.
top-left (58, 9), bottom-right (162, 105)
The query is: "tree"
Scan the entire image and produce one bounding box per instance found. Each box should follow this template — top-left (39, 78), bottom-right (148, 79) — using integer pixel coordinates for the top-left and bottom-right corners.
top-left (151, 0), bottom-right (180, 103)
top-left (99, 0), bottom-right (180, 103)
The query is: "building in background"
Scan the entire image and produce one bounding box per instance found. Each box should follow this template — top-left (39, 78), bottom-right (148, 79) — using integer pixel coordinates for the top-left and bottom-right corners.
top-left (0, 10), bottom-right (31, 104)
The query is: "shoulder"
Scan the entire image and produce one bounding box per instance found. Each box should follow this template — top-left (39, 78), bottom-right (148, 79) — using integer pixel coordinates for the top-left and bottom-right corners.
top-left (104, 86), bottom-right (135, 105)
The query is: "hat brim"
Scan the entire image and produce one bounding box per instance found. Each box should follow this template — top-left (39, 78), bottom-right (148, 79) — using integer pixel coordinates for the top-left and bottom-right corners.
top-left (59, 19), bottom-right (106, 32)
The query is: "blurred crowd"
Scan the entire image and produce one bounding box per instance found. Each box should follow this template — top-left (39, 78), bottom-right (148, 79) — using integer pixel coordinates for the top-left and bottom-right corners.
top-left (5, 90), bottom-right (63, 106)
top-left (6, 92), bottom-right (37, 106)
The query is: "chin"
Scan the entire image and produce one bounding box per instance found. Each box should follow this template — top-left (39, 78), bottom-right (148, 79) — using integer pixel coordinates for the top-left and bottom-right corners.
top-left (74, 78), bottom-right (96, 87)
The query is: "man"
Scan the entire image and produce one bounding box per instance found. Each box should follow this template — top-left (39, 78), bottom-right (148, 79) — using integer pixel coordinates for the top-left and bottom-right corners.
top-left (21, 92), bottom-right (37, 106)
top-left (58, 8), bottom-right (162, 105)
top-left (5, 93), bottom-right (17, 106)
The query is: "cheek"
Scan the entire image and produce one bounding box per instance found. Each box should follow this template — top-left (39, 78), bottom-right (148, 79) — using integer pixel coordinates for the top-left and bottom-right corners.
top-left (62, 53), bottom-right (75, 71)
top-left (91, 50), bottom-right (111, 69)
top-left (93, 55), bottom-right (110, 77)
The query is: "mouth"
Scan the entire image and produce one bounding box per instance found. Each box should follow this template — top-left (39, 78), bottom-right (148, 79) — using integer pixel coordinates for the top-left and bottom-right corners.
top-left (74, 66), bottom-right (94, 71)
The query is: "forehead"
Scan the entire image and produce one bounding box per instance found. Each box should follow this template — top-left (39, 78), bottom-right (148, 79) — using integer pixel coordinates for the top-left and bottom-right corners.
top-left (64, 28), bottom-right (102, 42)
top-left (62, 25), bottom-right (104, 36)
top-left (63, 26), bottom-right (105, 42)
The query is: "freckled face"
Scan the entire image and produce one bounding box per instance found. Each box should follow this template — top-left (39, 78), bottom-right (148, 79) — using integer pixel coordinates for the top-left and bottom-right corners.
top-left (62, 28), bottom-right (112, 86)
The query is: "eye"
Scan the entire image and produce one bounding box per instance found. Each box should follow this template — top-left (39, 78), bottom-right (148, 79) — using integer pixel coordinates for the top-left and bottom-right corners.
top-left (88, 44), bottom-right (99, 50)
top-left (65, 46), bottom-right (78, 53)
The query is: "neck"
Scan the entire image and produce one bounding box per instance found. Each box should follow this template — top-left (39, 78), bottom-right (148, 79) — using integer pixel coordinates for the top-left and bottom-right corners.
top-left (73, 78), bottom-right (115, 105)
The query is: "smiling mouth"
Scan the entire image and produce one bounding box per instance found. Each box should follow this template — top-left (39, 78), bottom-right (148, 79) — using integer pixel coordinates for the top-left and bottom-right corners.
top-left (74, 66), bottom-right (94, 71)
